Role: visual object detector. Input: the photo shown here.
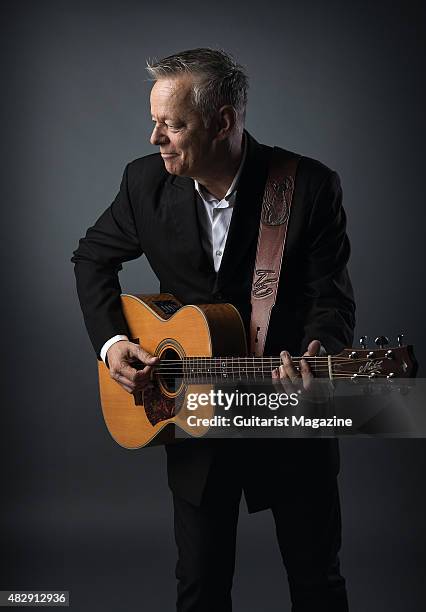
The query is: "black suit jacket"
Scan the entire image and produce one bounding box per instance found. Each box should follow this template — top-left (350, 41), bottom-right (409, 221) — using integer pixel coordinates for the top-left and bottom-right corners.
top-left (72, 132), bottom-right (355, 512)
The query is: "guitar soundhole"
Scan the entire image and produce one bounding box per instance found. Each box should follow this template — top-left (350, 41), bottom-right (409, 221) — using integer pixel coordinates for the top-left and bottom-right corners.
top-left (158, 347), bottom-right (183, 394)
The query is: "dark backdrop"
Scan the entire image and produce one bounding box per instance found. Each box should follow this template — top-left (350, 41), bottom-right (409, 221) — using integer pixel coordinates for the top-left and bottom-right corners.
top-left (1, 1), bottom-right (426, 610)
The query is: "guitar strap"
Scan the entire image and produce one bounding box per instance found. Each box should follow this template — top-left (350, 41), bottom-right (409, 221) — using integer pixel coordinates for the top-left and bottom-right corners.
top-left (249, 148), bottom-right (300, 356)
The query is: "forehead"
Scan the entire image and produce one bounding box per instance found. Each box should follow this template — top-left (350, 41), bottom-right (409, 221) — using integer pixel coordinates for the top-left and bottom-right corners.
top-left (150, 76), bottom-right (196, 117)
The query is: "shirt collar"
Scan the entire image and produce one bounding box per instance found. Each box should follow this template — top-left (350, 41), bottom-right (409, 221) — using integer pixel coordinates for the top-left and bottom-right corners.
top-left (194, 133), bottom-right (247, 205)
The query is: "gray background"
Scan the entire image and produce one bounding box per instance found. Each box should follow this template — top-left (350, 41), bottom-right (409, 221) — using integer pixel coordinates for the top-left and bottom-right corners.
top-left (2, 0), bottom-right (426, 610)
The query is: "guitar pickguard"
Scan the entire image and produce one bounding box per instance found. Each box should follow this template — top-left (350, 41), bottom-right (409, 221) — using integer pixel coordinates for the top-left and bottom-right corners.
top-left (135, 386), bottom-right (185, 426)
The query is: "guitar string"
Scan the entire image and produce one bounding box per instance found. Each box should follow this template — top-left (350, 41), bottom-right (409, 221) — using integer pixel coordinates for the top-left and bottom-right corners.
top-left (154, 368), bottom-right (392, 376)
top-left (130, 359), bottom-right (386, 369)
top-left (150, 366), bottom-right (393, 375)
top-left (144, 363), bottom-right (394, 373)
top-left (151, 373), bottom-right (391, 379)
top-left (127, 357), bottom-right (398, 377)
top-left (135, 356), bottom-right (387, 361)
top-left (154, 364), bottom-right (396, 377)
top-left (151, 357), bottom-right (382, 365)
top-left (148, 358), bottom-right (392, 370)
top-left (146, 364), bottom-right (380, 375)
top-left (146, 368), bottom-right (383, 376)
top-left (150, 363), bottom-right (378, 372)
top-left (134, 355), bottom-right (396, 363)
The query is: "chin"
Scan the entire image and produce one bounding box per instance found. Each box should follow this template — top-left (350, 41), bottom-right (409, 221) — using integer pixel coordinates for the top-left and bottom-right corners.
top-left (163, 159), bottom-right (187, 176)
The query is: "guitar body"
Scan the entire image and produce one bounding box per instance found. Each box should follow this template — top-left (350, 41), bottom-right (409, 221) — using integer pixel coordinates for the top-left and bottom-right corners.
top-left (98, 294), bottom-right (247, 449)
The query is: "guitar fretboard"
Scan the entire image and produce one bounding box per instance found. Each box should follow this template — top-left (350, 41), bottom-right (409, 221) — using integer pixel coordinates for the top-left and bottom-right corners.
top-left (157, 356), bottom-right (329, 383)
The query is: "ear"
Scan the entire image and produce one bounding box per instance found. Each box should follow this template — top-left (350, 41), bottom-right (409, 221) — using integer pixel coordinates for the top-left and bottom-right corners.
top-left (214, 105), bottom-right (237, 140)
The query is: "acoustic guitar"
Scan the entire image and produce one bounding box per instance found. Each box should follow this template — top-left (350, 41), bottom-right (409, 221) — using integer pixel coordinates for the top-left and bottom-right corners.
top-left (97, 293), bottom-right (417, 449)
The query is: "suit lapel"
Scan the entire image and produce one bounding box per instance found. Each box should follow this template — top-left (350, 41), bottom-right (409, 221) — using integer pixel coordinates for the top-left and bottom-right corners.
top-left (163, 173), bottom-right (215, 276)
top-left (216, 132), bottom-right (272, 291)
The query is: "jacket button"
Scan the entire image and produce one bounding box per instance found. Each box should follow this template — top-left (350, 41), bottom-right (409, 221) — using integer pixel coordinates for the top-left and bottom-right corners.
top-left (215, 292), bottom-right (223, 301)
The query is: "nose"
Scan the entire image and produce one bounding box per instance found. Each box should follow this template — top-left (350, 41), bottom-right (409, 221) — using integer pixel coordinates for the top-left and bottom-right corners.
top-left (150, 124), bottom-right (169, 146)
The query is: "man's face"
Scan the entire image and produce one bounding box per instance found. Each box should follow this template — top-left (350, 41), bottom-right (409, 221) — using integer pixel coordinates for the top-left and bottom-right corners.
top-left (150, 76), bottom-right (215, 177)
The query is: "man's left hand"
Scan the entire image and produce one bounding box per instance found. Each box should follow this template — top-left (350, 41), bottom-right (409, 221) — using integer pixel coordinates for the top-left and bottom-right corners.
top-left (272, 339), bottom-right (322, 393)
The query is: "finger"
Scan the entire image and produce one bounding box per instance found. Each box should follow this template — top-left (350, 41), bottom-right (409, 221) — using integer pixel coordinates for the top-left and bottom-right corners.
top-left (113, 369), bottom-right (153, 392)
top-left (120, 382), bottom-right (135, 394)
top-left (272, 367), bottom-right (282, 387)
top-left (280, 351), bottom-right (299, 383)
top-left (300, 358), bottom-right (314, 391)
top-left (277, 363), bottom-right (297, 395)
top-left (109, 362), bottom-right (148, 389)
top-left (113, 373), bottom-right (137, 393)
top-left (109, 365), bottom-right (135, 387)
top-left (303, 340), bottom-right (321, 357)
top-left (134, 365), bottom-right (155, 387)
top-left (131, 345), bottom-right (159, 365)
top-left (116, 362), bottom-right (141, 383)
top-left (272, 367), bottom-right (293, 392)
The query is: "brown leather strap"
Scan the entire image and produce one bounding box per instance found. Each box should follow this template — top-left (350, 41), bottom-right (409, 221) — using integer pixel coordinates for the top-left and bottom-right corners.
top-left (249, 148), bottom-right (300, 356)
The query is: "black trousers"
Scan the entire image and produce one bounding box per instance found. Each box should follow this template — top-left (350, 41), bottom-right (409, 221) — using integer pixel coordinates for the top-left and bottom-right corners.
top-left (172, 457), bottom-right (349, 612)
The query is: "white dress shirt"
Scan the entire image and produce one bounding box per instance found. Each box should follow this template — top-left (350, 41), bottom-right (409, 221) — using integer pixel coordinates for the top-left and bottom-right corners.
top-left (194, 139), bottom-right (247, 272)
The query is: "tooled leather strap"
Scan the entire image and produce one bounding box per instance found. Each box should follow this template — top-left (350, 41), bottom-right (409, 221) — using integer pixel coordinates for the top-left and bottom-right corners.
top-left (249, 148), bottom-right (300, 356)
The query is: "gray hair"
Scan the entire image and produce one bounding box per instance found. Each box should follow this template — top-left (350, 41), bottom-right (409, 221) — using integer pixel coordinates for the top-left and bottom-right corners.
top-left (146, 48), bottom-right (248, 129)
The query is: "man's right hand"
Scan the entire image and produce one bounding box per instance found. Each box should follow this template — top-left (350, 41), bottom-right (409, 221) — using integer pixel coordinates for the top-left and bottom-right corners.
top-left (106, 340), bottom-right (159, 394)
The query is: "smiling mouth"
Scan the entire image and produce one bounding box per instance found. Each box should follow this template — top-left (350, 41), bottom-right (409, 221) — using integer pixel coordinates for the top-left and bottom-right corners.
top-left (161, 153), bottom-right (178, 158)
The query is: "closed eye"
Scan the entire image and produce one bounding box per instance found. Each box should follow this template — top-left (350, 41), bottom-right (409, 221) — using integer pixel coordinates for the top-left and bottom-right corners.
top-left (166, 123), bottom-right (183, 131)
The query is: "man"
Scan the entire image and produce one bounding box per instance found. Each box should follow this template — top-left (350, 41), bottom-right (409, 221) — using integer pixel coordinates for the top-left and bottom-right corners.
top-left (72, 48), bottom-right (355, 611)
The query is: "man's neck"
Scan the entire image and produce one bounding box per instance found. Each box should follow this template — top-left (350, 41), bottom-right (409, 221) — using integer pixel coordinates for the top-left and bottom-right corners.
top-left (194, 134), bottom-right (245, 200)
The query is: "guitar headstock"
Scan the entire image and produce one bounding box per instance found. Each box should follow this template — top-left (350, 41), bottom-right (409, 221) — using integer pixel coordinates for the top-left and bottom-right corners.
top-left (333, 335), bottom-right (417, 380)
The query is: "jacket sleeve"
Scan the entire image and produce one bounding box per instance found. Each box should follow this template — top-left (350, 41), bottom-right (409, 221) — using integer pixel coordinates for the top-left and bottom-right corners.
top-left (299, 170), bottom-right (356, 355)
top-left (71, 164), bottom-right (143, 357)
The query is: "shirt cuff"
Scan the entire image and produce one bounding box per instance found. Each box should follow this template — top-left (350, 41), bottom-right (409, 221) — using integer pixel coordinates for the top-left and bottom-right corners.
top-left (100, 335), bottom-right (129, 365)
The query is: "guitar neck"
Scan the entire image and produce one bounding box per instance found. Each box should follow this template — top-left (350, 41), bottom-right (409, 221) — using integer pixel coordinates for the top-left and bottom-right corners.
top-left (154, 347), bottom-right (415, 384)
top-left (152, 346), bottom-right (415, 384)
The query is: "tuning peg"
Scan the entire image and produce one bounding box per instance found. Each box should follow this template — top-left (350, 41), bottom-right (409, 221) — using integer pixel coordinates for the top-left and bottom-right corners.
top-left (397, 333), bottom-right (404, 347)
top-left (375, 336), bottom-right (389, 349)
top-left (359, 335), bottom-right (368, 349)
